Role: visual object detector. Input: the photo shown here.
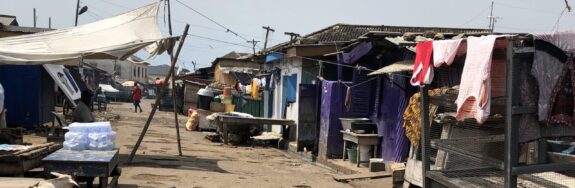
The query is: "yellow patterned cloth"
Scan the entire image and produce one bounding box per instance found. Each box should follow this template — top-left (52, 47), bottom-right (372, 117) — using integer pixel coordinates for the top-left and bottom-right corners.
top-left (403, 88), bottom-right (452, 147)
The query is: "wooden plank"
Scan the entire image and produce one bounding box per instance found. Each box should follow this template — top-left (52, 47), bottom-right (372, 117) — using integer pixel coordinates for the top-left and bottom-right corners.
top-left (333, 172), bottom-right (391, 182)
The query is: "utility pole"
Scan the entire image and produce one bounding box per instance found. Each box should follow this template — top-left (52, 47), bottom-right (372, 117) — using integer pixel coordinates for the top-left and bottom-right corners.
top-left (192, 61), bottom-right (196, 71)
top-left (284, 32), bottom-right (300, 42)
top-left (262, 26), bottom-right (275, 51)
top-left (75, 0), bottom-right (80, 26)
top-left (33, 8), bottom-right (37, 27)
top-left (247, 39), bottom-right (259, 54)
top-left (48, 17), bottom-right (51, 29)
top-left (487, 1), bottom-right (501, 32)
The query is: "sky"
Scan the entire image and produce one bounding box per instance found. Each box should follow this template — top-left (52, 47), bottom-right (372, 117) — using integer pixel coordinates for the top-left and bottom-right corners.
top-left (2, 0), bottom-right (575, 69)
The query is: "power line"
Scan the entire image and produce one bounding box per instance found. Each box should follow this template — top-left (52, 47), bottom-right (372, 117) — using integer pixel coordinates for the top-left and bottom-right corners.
top-left (173, 0), bottom-right (254, 43)
top-left (496, 2), bottom-right (560, 15)
top-left (99, 0), bottom-right (131, 10)
top-left (187, 34), bottom-right (254, 48)
top-left (459, 5), bottom-right (492, 27)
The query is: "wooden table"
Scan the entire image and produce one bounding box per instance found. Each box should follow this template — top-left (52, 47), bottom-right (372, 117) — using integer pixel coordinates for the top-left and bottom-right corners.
top-left (340, 131), bottom-right (381, 167)
top-left (216, 115), bottom-right (296, 145)
top-left (43, 149), bottom-right (120, 188)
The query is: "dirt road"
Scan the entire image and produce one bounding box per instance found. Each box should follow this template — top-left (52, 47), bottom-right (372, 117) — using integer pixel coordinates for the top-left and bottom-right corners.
top-left (111, 99), bottom-right (355, 188)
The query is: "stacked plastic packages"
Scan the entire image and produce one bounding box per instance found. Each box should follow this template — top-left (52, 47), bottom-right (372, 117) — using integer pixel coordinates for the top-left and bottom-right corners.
top-left (63, 122), bottom-right (116, 151)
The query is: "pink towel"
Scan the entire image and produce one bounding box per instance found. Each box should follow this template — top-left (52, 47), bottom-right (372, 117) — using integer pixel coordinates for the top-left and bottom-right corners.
top-left (433, 39), bottom-right (463, 67)
top-left (455, 36), bottom-right (499, 124)
top-left (410, 41), bottom-right (434, 86)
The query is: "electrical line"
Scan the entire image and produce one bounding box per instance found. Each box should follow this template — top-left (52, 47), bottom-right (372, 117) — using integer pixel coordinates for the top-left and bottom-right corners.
top-left (99, 0), bottom-right (131, 10)
top-left (496, 2), bottom-right (559, 15)
top-left (173, 0), bottom-right (255, 43)
top-left (552, 7), bottom-right (568, 31)
top-left (459, 5), bottom-right (492, 27)
top-left (187, 34), bottom-right (254, 48)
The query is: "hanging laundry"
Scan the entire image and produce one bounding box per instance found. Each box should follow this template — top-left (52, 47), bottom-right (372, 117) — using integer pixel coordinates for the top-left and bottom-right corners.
top-left (532, 31), bottom-right (575, 137)
top-left (455, 35), bottom-right (499, 124)
top-left (344, 86), bottom-right (352, 111)
top-left (410, 41), bottom-right (434, 86)
top-left (403, 87), bottom-right (452, 147)
top-left (433, 39), bottom-right (463, 67)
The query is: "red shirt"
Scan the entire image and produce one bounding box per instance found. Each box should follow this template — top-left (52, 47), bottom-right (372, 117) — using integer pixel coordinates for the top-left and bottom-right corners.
top-left (132, 86), bottom-right (142, 100)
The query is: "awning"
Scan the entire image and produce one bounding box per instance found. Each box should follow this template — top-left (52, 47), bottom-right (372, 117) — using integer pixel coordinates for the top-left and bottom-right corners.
top-left (0, 3), bottom-right (170, 65)
top-left (368, 60), bottom-right (414, 75)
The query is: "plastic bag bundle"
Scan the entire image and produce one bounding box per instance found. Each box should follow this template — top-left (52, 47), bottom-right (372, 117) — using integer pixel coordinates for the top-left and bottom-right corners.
top-left (63, 132), bottom-right (88, 151)
top-left (63, 122), bottom-right (116, 151)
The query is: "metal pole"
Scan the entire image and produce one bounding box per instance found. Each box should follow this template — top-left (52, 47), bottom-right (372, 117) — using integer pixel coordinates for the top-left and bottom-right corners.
top-left (167, 0), bottom-right (173, 36)
top-left (420, 86), bottom-right (431, 188)
top-left (33, 8), bottom-right (36, 27)
top-left (75, 0), bottom-right (80, 26)
top-left (128, 24), bottom-right (190, 163)
top-left (49, 17), bottom-right (51, 29)
top-left (488, 1), bottom-right (494, 32)
top-left (504, 39), bottom-right (518, 188)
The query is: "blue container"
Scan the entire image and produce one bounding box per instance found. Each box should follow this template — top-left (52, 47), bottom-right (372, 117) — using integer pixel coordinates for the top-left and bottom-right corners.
top-left (0, 65), bottom-right (55, 128)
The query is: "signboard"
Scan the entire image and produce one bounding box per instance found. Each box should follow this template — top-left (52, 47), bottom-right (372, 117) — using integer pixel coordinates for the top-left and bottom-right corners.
top-left (43, 64), bottom-right (81, 106)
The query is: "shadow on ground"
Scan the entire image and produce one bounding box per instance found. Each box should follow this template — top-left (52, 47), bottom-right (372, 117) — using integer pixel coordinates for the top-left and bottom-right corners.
top-left (118, 154), bottom-right (229, 173)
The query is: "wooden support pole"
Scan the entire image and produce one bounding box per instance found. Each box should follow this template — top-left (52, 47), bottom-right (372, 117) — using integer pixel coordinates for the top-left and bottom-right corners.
top-left (170, 48), bottom-right (183, 156)
top-left (166, 0), bottom-right (182, 157)
top-left (128, 24), bottom-right (190, 163)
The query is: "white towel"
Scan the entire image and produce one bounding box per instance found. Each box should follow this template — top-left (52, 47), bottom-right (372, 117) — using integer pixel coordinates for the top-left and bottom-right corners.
top-left (433, 39), bottom-right (463, 67)
top-left (455, 36), bottom-right (499, 124)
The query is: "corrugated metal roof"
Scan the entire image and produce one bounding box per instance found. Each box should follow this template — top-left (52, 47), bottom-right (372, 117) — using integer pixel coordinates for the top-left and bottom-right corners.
top-left (0, 25), bottom-right (53, 33)
top-left (265, 23), bottom-right (489, 53)
top-left (0, 15), bottom-right (18, 26)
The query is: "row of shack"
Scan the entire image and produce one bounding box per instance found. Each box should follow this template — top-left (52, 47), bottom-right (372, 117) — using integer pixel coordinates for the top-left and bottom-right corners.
top-left (185, 23), bottom-right (575, 187)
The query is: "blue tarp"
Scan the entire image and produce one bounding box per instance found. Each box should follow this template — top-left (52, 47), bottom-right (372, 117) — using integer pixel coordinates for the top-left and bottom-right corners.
top-left (265, 52), bottom-right (283, 63)
top-left (372, 73), bottom-right (412, 162)
top-left (318, 80), bottom-right (352, 159)
top-left (338, 42), bottom-right (373, 65)
top-left (281, 74), bottom-right (297, 117)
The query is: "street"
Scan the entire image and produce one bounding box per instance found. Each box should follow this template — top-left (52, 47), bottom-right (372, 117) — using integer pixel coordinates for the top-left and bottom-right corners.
top-left (111, 99), bottom-right (356, 188)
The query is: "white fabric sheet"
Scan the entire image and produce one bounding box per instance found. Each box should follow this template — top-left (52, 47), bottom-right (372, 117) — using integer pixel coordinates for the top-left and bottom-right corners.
top-left (0, 3), bottom-right (167, 65)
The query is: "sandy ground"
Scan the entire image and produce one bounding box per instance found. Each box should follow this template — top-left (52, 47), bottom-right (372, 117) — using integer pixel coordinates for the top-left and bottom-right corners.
top-left (109, 99), bottom-right (363, 188)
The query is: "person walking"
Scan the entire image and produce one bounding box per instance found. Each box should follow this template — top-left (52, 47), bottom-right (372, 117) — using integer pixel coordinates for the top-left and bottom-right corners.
top-left (131, 82), bottom-right (143, 113)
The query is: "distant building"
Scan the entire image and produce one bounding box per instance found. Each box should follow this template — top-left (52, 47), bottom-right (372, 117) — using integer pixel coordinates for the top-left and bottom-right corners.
top-left (84, 56), bottom-right (149, 84)
top-left (0, 14), bottom-right (52, 38)
top-left (212, 51), bottom-right (258, 87)
top-left (148, 64), bottom-right (189, 83)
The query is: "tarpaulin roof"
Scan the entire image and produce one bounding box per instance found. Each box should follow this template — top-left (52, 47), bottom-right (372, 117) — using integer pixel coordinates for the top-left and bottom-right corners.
top-left (0, 2), bottom-right (170, 65)
top-left (368, 60), bottom-right (414, 75)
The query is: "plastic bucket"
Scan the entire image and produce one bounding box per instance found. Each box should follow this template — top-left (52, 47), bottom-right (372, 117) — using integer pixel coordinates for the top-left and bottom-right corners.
top-left (225, 104), bottom-right (235, 112)
top-left (347, 148), bottom-right (358, 164)
top-left (359, 145), bottom-right (372, 167)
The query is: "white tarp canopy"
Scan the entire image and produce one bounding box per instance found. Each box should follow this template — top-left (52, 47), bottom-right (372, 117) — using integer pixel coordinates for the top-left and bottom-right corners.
top-left (0, 2), bottom-right (169, 65)
top-left (99, 84), bottom-right (119, 93)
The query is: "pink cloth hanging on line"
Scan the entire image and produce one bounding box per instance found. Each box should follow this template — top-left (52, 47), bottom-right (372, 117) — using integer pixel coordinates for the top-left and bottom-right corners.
top-left (433, 39), bottom-right (463, 67)
top-left (410, 41), bottom-right (434, 86)
top-left (455, 35), bottom-right (499, 124)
